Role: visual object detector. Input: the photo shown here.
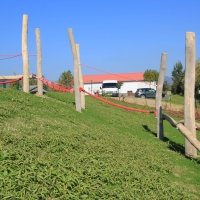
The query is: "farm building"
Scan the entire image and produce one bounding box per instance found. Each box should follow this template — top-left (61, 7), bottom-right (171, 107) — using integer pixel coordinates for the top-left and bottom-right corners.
top-left (83, 72), bottom-right (157, 95)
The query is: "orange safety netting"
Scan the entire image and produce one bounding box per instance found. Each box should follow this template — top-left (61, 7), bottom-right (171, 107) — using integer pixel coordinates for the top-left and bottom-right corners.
top-left (0, 77), bottom-right (22, 84)
top-left (28, 75), bottom-right (155, 114)
top-left (33, 75), bottom-right (74, 93)
top-left (79, 87), bottom-right (155, 114)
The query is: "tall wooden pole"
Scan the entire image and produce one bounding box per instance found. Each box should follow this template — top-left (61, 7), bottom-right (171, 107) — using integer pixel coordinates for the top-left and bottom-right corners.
top-left (184, 32), bottom-right (197, 157)
top-left (156, 53), bottom-right (168, 140)
top-left (68, 28), bottom-right (81, 112)
top-left (76, 44), bottom-right (85, 109)
top-left (22, 14), bottom-right (30, 93)
top-left (35, 28), bottom-right (43, 96)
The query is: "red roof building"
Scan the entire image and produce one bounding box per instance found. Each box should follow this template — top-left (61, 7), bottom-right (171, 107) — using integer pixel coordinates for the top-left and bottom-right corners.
top-left (82, 72), bottom-right (156, 95)
top-left (83, 72), bottom-right (144, 84)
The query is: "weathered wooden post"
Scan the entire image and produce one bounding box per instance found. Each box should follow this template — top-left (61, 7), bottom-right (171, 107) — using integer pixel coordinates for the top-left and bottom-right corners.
top-left (184, 32), bottom-right (197, 157)
top-left (35, 28), bottom-right (43, 96)
top-left (76, 44), bottom-right (85, 109)
top-left (156, 53), bottom-right (168, 140)
top-left (22, 14), bottom-right (30, 93)
top-left (68, 28), bottom-right (81, 112)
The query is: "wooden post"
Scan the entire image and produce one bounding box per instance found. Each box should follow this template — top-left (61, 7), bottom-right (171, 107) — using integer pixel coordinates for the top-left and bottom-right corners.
top-left (22, 14), bottom-right (30, 93)
top-left (35, 28), bottom-right (43, 96)
top-left (76, 44), bottom-right (85, 109)
top-left (156, 53), bottom-right (168, 140)
top-left (68, 28), bottom-right (81, 112)
top-left (184, 32), bottom-right (197, 157)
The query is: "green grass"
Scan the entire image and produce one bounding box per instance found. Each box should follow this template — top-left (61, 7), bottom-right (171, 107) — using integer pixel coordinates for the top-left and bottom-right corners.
top-left (162, 94), bottom-right (200, 109)
top-left (162, 94), bottom-right (184, 105)
top-left (0, 88), bottom-right (200, 199)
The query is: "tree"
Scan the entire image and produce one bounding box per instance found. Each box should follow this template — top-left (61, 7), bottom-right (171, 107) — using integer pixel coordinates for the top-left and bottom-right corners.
top-left (171, 61), bottom-right (185, 95)
top-left (117, 81), bottom-right (123, 88)
top-left (163, 80), bottom-right (171, 91)
top-left (58, 70), bottom-right (74, 87)
top-left (143, 69), bottom-right (159, 82)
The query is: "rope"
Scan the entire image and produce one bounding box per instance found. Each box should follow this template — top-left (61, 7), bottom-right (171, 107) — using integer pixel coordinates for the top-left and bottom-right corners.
top-left (0, 54), bottom-right (22, 60)
top-left (80, 87), bottom-right (155, 114)
top-left (0, 54), bottom-right (36, 56)
top-left (0, 54), bottom-right (22, 56)
top-left (0, 54), bottom-right (36, 60)
top-left (80, 63), bottom-right (136, 81)
top-left (80, 63), bottom-right (157, 87)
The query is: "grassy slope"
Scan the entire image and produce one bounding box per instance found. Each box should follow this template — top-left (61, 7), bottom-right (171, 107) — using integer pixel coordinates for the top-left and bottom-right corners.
top-left (0, 88), bottom-right (200, 199)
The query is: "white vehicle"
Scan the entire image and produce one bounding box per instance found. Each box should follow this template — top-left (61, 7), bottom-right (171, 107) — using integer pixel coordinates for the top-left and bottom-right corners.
top-left (100, 80), bottom-right (120, 97)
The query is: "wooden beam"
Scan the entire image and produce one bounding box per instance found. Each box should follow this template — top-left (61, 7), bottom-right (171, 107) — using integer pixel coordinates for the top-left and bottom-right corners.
top-left (163, 114), bottom-right (200, 151)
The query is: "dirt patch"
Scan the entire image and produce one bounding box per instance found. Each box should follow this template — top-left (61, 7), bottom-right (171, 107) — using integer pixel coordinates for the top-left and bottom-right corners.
top-left (164, 109), bottom-right (200, 121)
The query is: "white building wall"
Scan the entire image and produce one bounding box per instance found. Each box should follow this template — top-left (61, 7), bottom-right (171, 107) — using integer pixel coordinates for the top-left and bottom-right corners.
top-left (84, 81), bottom-right (156, 95)
top-left (136, 82), bottom-right (157, 90)
top-left (84, 83), bottom-right (102, 94)
top-left (119, 81), bottom-right (157, 94)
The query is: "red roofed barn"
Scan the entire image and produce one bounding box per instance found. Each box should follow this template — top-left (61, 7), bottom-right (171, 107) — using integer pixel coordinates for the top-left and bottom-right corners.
top-left (83, 72), bottom-right (157, 95)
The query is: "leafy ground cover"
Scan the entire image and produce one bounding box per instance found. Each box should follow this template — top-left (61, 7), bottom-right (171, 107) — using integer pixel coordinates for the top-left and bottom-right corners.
top-left (0, 88), bottom-right (200, 199)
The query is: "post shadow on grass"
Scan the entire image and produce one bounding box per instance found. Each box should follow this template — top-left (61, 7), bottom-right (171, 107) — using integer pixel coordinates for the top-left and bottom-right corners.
top-left (142, 124), bottom-right (185, 155)
top-left (142, 125), bottom-right (200, 164)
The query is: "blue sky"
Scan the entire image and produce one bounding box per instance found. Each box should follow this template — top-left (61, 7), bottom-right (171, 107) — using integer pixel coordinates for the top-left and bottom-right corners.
top-left (0, 0), bottom-right (200, 81)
